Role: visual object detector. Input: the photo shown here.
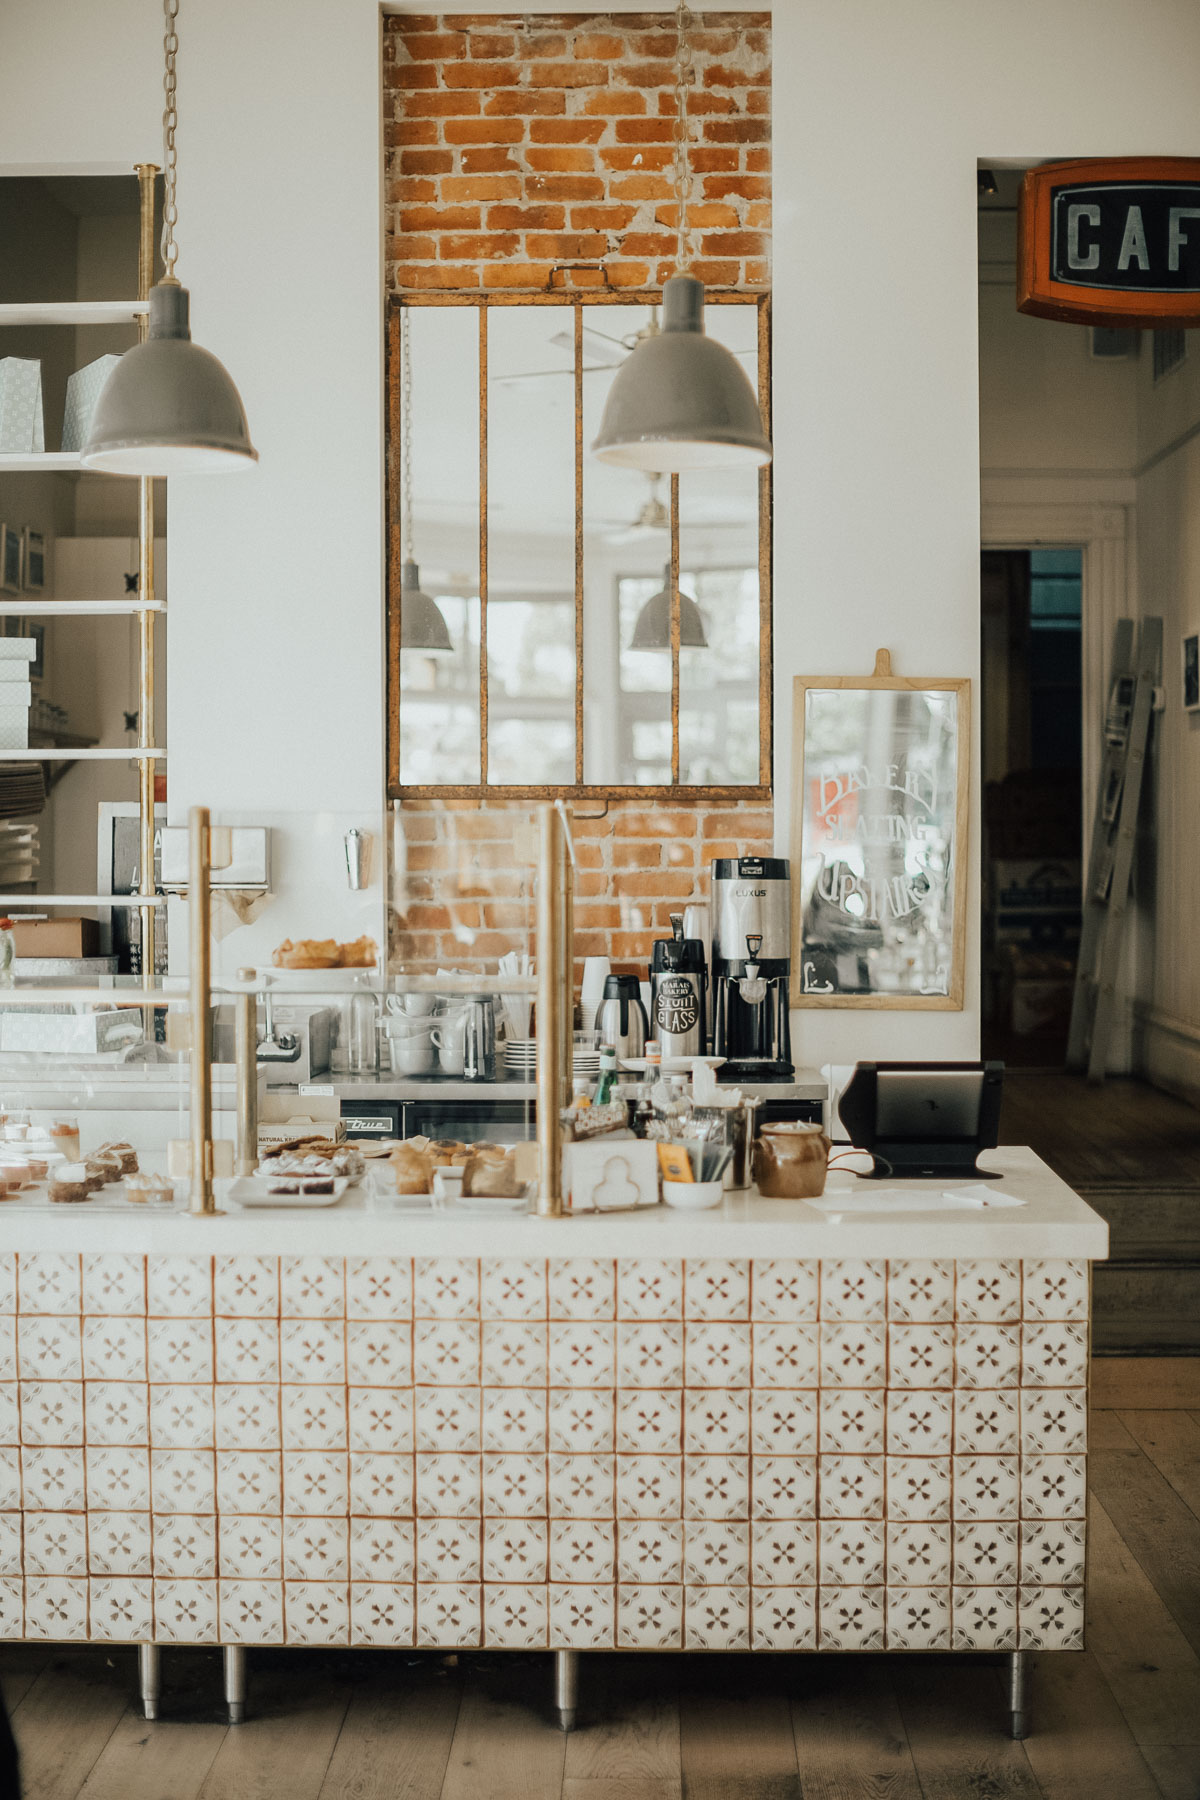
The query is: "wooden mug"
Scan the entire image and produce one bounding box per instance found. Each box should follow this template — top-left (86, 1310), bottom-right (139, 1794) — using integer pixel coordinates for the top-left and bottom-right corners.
top-left (751, 1121), bottom-right (831, 1198)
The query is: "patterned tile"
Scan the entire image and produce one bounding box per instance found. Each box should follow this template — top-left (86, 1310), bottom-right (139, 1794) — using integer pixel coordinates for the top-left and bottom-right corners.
top-left (483, 1453), bottom-right (546, 1518)
top-left (954, 1520), bottom-right (1018, 1586)
top-left (684, 1261), bottom-right (750, 1321)
top-left (283, 1451), bottom-right (348, 1517)
top-left (1019, 1583), bottom-right (1085, 1649)
top-left (614, 1455), bottom-right (677, 1521)
top-left (414, 1453), bottom-right (480, 1519)
top-left (683, 1455), bottom-right (748, 1521)
top-left (1020, 1389), bottom-right (1088, 1455)
top-left (480, 1387), bottom-right (545, 1454)
top-left (416, 1517), bottom-right (479, 1584)
top-left (751, 1261), bottom-right (819, 1323)
top-left (347, 1321), bottom-right (412, 1389)
top-left (154, 1578), bottom-right (219, 1643)
top-left (887, 1324), bottom-right (954, 1390)
top-left (0, 1512), bottom-right (20, 1577)
top-left (820, 1390), bottom-right (885, 1455)
top-left (684, 1323), bottom-right (752, 1389)
top-left (81, 1256), bottom-right (144, 1318)
top-left (24, 1510), bottom-right (88, 1575)
top-left (150, 1385), bottom-right (214, 1450)
top-left (214, 1385), bottom-right (281, 1452)
top-left (954, 1324), bottom-right (1021, 1390)
top-left (346, 1258), bottom-right (412, 1322)
top-left (350, 1518), bottom-right (414, 1583)
top-left (548, 1388), bottom-right (614, 1454)
top-left (886, 1586), bottom-right (951, 1649)
top-left (751, 1389), bottom-right (817, 1455)
top-left (751, 1323), bottom-right (819, 1389)
top-left (615, 1390), bottom-right (680, 1455)
top-left (415, 1387), bottom-right (480, 1454)
top-left (819, 1261), bottom-right (886, 1322)
top-left (20, 1381), bottom-right (83, 1446)
top-left (751, 1519), bottom-right (816, 1587)
top-left (818, 1584), bottom-right (884, 1650)
top-left (348, 1387), bottom-right (412, 1454)
top-left (146, 1318), bottom-right (210, 1385)
top-left (550, 1322), bottom-right (617, 1389)
top-left (819, 1323), bottom-right (886, 1389)
top-left (615, 1322), bottom-right (683, 1389)
top-left (1021, 1322), bottom-right (1088, 1389)
top-left (480, 1260), bottom-right (546, 1321)
top-left (213, 1256), bottom-right (278, 1319)
top-left (616, 1582), bottom-right (683, 1648)
top-left (752, 1586), bottom-right (816, 1649)
top-left (886, 1391), bottom-right (953, 1455)
top-left (886, 1521), bottom-right (951, 1586)
top-left (1020, 1520), bottom-right (1086, 1586)
top-left (685, 1583), bottom-right (749, 1648)
top-left (85, 1382), bottom-right (148, 1449)
top-left (349, 1452), bottom-right (414, 1518)
top-left (147, 1256), bottom-right (211, 1319)
top-left (1022, 1261), bottom-right (1088, 1321)
top-left (215, 1318), bottom-right (278, 1384)
top-left (617, 1518), bottom-right (682, 1584)
top-left (547, 1259), bottom-right (616, 1321)
top-left (1021, 1455), bottom-right (1087, 1520)
top-left (887, 1261), bottom-right (955, 1323)
top-left (152, 1513), bottom-right (216, 1579)
top-left (413, 1259), bottom-right (479, 1320)
top-left (886, 1458), bottom-right (952, 1522)
top-left (0, 1578), bottom-right (18, 1636)
top-left (219, 1514), bottom-right (282, 1579)
top-left (87, 1510), bottom-right (152, 1576)
top-left (485, 1583), bottom-right (547, 1647)
top-left (0, 1255), bottom-right (15, 1315)
top-left (89, 1577), bottom-right (152, 1641)
top-left (280, 1257), bottom-right (345, 1320)
top-left (819, 1519), bottom-right (885, 1585)
top-left (24, 1576), bottom-right (87, 1640)
top-left (279, 1320), bottom-right (345, 1386)
top-left (215, 1451), bottom-right (280, 1515)
top-left (683, 1520), bottom-right (749, 1586)
top-left (22, 1446), bottom-right (85, 1511)
top-left (617, 1262), bottom-right (683, 1322)
top-left (751, 1456), bottom-right (817, 1521)
top-left (284, 1516), bottom-right (349, 1582)
top-left (954, 1389), bottom-right (1020, 1455)
top-left (416, 1581), bottom-right (480, 1646)
top-left (954, 1262), bottom-right (1021, 1323)
top-left (351, 1581), bottom-right (414, 1645)
top-left (18, 1253), bottom-right (81, 1316)
top-left (953, 1456), bottom-right (1021, 1521)
top-left (413, 1321), bottom-right (479, 1388)
top-left (88, 1447), bottom-right (151, 1512)
top-left (219, 1578), bottom-right (284, 1643)
top-left (18, 1316), bottom-right (81, 1381)
top-left (818, 1456), bottom-right (884, 1520)
top-left (548, 1582), bottom-right (613, 1647)
top-left (0, 1318), bottom-right (14, 1382)
top-left (487, 1517), bottom-right (550, 1583)
top-left (952, 1584), bottom-right (1018, 1650)
top-left (481, 1323), bottom-right (546, 1388)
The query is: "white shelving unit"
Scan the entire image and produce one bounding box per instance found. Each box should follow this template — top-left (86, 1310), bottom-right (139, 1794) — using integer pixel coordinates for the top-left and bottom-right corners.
top-left (0, 169), bottom-right (164, 966)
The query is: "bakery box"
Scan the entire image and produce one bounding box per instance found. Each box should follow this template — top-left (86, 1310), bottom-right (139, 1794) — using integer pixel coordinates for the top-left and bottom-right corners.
top-left (10, 917), bottom-right (100, 958)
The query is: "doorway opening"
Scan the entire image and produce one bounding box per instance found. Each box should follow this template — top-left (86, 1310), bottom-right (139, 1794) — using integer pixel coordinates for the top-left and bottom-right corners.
top-left (980, 546), bottom-right (1083, 1068)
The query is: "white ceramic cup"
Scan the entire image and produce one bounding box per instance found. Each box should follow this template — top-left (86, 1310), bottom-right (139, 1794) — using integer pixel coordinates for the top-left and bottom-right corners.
top-left (403, 993), bottom-right (437, 1016)
top-left (391, 1031), bottom-right (436, 1075)
top-left (431, 1015), bottom-right (466, 1076)
top-left (385, 1013), bottom-right (431, 1040)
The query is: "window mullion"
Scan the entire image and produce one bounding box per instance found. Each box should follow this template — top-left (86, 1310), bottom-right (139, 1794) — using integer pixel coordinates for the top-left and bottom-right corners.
top-left (479, 301), bottom-right (489, 787)
top-left (574, 301), bottom-right (585, 786)
top-left (670, 473), bottom-right (681, 785)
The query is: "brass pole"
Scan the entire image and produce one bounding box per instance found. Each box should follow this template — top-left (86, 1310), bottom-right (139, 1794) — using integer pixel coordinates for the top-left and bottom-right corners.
top-left (535, 804), bottom-right (563, 1217)
top-left (188, 806), bottom-right (217, 1215)
top-left (555, 808), bottom-right (573, 1115)
top-left (135, 163), bottom-right (160, 995)
top-left (234, 966), bottom-right (258, 1177)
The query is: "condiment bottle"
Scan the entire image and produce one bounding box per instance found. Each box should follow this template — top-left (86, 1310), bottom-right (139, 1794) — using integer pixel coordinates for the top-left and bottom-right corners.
top-left (593, 1044), bottom-right (618, 1107)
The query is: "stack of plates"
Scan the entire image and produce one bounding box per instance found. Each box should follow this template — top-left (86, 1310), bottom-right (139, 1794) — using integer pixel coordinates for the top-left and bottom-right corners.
top-left (502, 1038), bottom-right (603, 1084)
top-left (572, 1046), bottom-right (601, 1083)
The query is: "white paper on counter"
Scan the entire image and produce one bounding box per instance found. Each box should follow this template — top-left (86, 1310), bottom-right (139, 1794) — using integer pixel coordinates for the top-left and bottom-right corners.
top-left (806, 1183), bottom-right (1026, 1217)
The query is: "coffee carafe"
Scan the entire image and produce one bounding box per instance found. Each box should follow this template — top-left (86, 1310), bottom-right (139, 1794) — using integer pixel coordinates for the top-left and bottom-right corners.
top-left (597, 974), bottom-right (648, 1063)
top-left (649, 914), bottom-right (707, 1059)
top-left (710, 856), bottom-right (793, 1081)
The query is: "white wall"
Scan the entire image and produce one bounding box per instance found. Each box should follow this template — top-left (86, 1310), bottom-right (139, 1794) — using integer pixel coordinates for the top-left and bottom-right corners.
top-left (6, 0), bottom-right (1200, 1059)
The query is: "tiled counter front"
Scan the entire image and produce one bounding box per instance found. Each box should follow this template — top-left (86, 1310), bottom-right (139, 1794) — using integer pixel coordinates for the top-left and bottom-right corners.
top-left (0, 1250), bottom-right (1089, 1655)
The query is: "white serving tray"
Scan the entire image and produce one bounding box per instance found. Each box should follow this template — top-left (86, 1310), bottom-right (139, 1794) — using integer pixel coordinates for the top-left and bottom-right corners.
top-left (227, 1175), bottom-right (349, 1208)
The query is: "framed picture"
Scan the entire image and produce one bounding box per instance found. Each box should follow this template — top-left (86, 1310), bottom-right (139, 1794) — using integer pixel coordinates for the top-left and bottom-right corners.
top-left (790, 650), bottom-right (970, 1009)
top-left (0, 525), bottom-right (21, 595)
top-left (21, 528), bottom-right (45, 594)
top-left (1184, 632), bottom-right (1200, 712)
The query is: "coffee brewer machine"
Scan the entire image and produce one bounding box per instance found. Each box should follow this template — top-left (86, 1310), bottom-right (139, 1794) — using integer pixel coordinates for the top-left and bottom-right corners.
top-left (710, 856), bottom-right (793, 1082)
top-left (650, 915), bottom-right (708, 1059)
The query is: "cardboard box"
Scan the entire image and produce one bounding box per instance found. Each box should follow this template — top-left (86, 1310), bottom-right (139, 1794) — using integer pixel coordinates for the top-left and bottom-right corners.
top-left (9, 917), bottom-right (100, 958)
top-left (257, 1090), bottom-right (344, 1153)
top-left (0, 358), bottom-right (44, 453)
top-left (62, 355), bottom-right (121, 452)
top-left (0, 1007), bottom-right (143, 1055)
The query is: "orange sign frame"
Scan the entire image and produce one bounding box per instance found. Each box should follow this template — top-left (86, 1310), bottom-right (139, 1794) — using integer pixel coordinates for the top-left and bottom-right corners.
top-left (1018, 157), bottom-right (1200, 327)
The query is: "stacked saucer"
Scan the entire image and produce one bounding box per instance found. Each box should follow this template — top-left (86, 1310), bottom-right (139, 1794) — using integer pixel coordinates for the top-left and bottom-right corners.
top-left (502, 1037), bottom-right (537, 1079)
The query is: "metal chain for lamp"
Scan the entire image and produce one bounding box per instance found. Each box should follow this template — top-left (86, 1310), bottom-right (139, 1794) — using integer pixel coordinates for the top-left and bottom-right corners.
top-left (401, 310), bottom-right (414, 558)
top-left (671, 0), bottom-right (696, 273)
top-left (160, 0), bottom-right (180, 281)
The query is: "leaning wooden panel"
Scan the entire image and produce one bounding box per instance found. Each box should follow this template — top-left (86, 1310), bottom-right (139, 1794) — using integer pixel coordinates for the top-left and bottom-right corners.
top-left (789, 648), bottom-right (970, 1010)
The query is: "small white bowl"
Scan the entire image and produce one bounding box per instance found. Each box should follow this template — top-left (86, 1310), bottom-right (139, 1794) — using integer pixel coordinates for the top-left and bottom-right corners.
top-left (662, 1179), bottom-right (724, 1211)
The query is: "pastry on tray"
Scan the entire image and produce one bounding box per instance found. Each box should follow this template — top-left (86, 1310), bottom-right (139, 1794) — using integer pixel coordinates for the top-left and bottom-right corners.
top-left (99, 1141), bottom-right (139, 1175)
top-left (49, 1166), bottom-right (92, 1204)
top-left (388, 1143), bottom-right (433, 1195)
top-left (271, 936), bottom-right (378, 970)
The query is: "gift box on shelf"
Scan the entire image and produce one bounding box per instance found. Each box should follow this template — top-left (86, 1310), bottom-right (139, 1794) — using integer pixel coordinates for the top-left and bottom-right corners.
top-left (0, 358), bottom-right (44, 452)
top-left (61, 354), bottom-right (121, 452)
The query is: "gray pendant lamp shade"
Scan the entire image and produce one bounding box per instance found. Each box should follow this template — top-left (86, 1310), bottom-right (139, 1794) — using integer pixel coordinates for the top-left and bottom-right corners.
top-left (630, 564), bottom-right (708, 651)
top-left (399, 560), bottom-right (453, 653)
top-left (80, 282), bottom-right (257, 475)
top-left (592, 275), bottom-right (771, 473)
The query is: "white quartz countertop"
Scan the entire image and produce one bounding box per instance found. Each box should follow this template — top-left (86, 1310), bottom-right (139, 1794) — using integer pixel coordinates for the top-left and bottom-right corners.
top-left (0, 1147), bottom-right (1107, 1260)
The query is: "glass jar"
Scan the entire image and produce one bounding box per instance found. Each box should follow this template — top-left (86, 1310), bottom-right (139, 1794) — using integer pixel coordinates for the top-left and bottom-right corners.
top-left (47, 1113), bottom-right (80, 1161)
top-left (347, 990), bottom-right (378, 1075)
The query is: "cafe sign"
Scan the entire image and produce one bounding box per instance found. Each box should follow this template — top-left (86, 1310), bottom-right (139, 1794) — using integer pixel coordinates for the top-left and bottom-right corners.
top-left (1018, 157), bottom-right (1200, 326)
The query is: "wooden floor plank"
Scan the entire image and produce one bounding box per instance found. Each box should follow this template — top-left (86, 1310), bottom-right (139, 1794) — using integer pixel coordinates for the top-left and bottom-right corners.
top-left (0, 1644), bottom-right (54, 1715)
top-left (678, 1654), bottom-right (800, 1800)
top-left (316, 1664), bottom-right (462, 1800)
top-left (439, 1656), bottom-right (565, 1800)
top-left (1088, 1440), bottom-right (1200, 1658)
top-left (1140, 1743), bottom-right (1200, 1800)
top-left (891, 1657), bottom-right (1043, 1798)
top-left (1085, 1496), bottom-right (1200, 1749)
top-left (789, 1655), bottom-right (922, 1800)
top-left (1088, 1410), bottom-right (1138, 1451)
top-left (1019, 1652), bottom-right (1164, 1800)
top-left (562, 1653), bottom-right (681, 1800)
top-left (1091, 1361), bottom-right (1200, 1412)
top-left (1119, 1410), bottom-right (1200, 1522)
top-left (195, 1660), bottom-right (350, 1800)
top-left (9, 1649), bottom-right (134, 1800)
top-left (74, 1711), bottom-right (227, 1800)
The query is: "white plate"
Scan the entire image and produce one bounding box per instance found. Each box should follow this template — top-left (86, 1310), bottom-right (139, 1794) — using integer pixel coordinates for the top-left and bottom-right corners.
top-left (444, 1186), bottom-right (532, 1215)
top-left (619, 1055), bottom-right (726, 1074)
top-left (253, 967), bottom-right (376, 992)
top-left (228, 1175), bottom-right (348, 1208)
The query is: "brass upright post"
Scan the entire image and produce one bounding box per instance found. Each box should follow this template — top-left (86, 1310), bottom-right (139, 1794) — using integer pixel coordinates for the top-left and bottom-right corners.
top-left (555, 808), bottom-right (574, 1115)
top-left (188, 806), bottom-right (217, 1215)
top-left (234, 967), bottom-right (258, 1177)
top-left (135, 163), bottom-right (160, 994)
top-left (535, 805), bottom-right (563, 1217)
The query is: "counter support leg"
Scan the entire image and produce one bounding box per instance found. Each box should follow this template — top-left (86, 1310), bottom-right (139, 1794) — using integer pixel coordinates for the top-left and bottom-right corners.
top-left (224, 1645), bottom-right (247, 1725)
top-left (555, 1649), bottom-right (578, 1732)
top-left (138, 1642), bottom-right (160, 1722)
top-left (1009, 1650), bottom-right (1030, 1739)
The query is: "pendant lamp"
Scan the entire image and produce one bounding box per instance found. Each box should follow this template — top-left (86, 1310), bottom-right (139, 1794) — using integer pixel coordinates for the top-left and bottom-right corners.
top-left (81, 0), bottom-right (256, 474)
top-left (630, 564), bottom-right (708, 651)
top-left (592, 2), bottom-right (771, 473)
top-left (397, 312), bottom-right (453, 653)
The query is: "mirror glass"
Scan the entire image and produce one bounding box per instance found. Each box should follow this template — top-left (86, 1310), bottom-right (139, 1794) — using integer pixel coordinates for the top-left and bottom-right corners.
top-left (397, 296), bottom-right (766, 790)
top-left (795, 687), bottom-right (963, 1001)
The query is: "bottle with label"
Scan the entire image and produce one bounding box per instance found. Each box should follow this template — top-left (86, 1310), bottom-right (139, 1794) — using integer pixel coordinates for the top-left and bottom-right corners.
top-left (593, 1044), bottom-right (618, 1108)
top-left (0, 919), bottom-right (13, 989)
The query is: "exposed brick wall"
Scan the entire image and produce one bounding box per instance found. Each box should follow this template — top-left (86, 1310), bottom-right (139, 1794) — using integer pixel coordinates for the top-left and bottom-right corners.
top-left (384, 11), bottom-right (771, 292)
top-left (391, 798), bottom-right (774, 981)
top-left (384, 16), bottom-right (775, 987)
